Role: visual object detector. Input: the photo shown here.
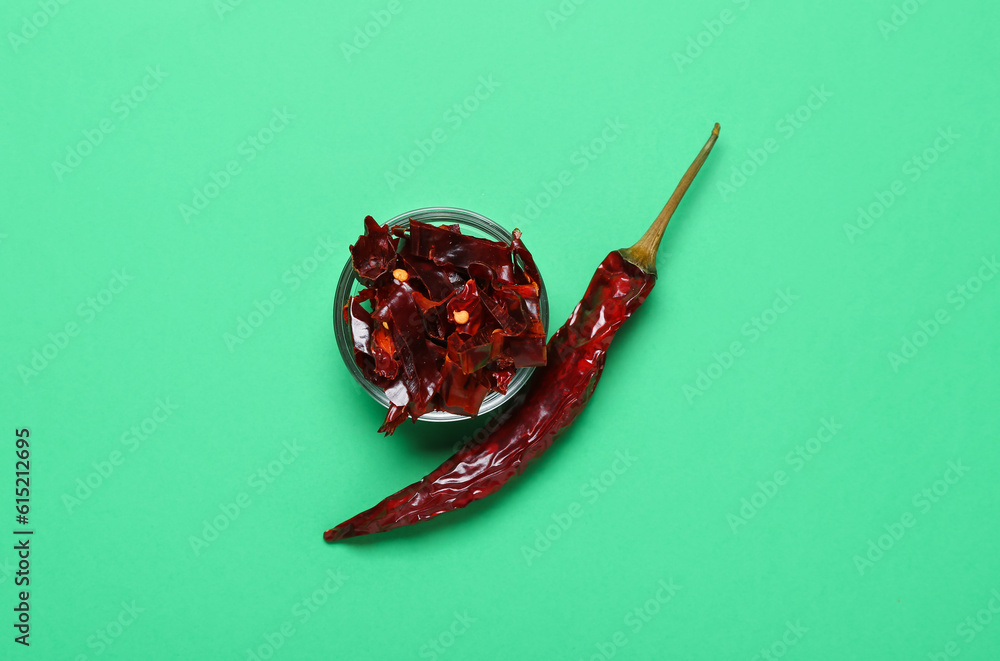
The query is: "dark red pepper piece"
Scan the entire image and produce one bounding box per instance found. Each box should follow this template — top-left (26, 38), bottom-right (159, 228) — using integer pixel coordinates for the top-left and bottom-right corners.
top-left (350, 216), bottom-right (398, 282)
top-left (325, 124), bottom-right (720, 541)
top-left (407, 219), bottom-right (515, 283)
top-left (347, 217), bottom-right (547, 434)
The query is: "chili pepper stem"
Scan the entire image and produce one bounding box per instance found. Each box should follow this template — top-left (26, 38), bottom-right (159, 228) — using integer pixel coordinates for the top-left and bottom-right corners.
top-left (620, 123), bottom-right (720, 275)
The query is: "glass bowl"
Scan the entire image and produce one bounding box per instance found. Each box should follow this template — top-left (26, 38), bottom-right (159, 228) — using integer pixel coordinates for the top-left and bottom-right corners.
top-left (333, 207), bottom-right (549, 422)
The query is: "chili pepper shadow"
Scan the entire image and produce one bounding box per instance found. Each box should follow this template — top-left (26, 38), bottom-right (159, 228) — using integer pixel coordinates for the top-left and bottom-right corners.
top-left (392, 389), bottom-right (529, 456)
top-left (392, 415), bottom-right (483, 454)
top-left (331, 349), bottom-right (520, 455)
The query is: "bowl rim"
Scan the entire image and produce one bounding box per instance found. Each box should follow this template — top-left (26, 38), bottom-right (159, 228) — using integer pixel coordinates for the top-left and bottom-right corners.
top-left (333, 207), bottom-right (549, 423)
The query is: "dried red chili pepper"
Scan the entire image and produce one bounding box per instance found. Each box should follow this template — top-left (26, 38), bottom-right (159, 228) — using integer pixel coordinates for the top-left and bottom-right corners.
top-left (325, 124), bottom-right (720, 542)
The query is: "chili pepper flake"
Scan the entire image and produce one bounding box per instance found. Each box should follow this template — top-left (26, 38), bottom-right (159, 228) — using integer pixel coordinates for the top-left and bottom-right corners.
top-left (346, 216), bottom-right (547, 434)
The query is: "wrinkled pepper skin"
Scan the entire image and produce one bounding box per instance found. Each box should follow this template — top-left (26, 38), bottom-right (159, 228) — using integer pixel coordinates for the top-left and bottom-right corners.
top-left (324, 251), bottom-right (655, 542)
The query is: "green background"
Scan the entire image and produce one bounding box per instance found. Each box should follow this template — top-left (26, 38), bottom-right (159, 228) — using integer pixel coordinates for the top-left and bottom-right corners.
top-left (2, 0), bottom-right (998, 658)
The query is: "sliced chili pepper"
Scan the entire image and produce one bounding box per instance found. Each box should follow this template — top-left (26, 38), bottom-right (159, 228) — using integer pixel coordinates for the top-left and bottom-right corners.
top-left (411, 290), bottom-right (453, 342)
top-left (350, 215), bottom-right (398, 282)
top-left (510, 229), bottom-right (541, 287)
top-left (446, 280), bottom-right (486, 338)
top-left (407, 219), bottom-right (515, 283)
top-left (370, 280), bottom-right (446, 434)
top-left (399, 252), bottom-right (463, 300)
top-left (343, 291), bottom-right (399, 389)
top-left (368, 325), bottom-right (399, 380)
top-left (439, 359), bottom-right (491, 416)
top-left (491, 330), bottom-right (547, 368)
top-left (488, 364), bottom-right (516, 394)
top-left (347, 216), bottom-right (548, 433)
top-left (325, 124), bottom-right (720, 542)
